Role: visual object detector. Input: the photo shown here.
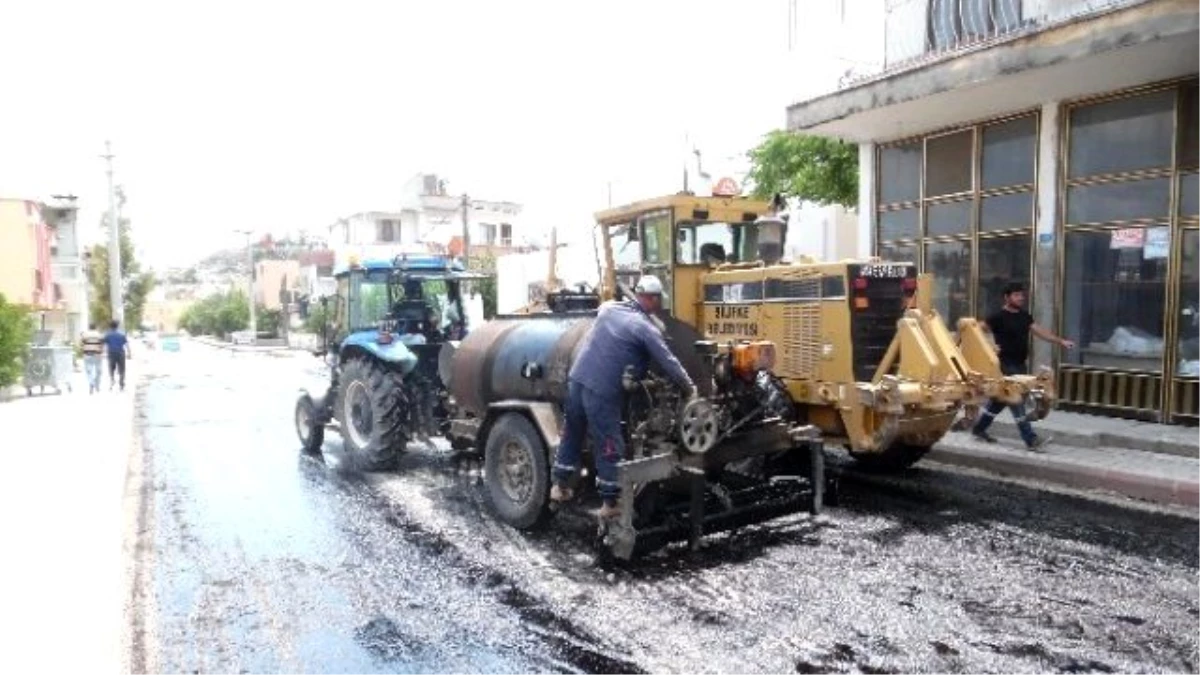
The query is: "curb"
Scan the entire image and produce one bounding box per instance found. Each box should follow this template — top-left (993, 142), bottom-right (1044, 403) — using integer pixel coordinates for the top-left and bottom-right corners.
top-left (985, 418), bottom-right (1199, 459)
top-left (929, 441), bottom-right (1200, 509)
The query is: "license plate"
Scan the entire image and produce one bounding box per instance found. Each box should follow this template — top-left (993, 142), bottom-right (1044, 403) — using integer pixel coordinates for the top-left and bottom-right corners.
top-left (858, 264), bottom-right (908, 279)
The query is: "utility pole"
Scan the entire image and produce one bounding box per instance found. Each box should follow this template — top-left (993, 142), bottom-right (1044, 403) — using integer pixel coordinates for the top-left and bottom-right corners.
top-left (236, 229), bottom-right (257, 343)
top-left (102, 141), bottom-right (124, 326)
top-left (460, 193), bottom-right (471, 268)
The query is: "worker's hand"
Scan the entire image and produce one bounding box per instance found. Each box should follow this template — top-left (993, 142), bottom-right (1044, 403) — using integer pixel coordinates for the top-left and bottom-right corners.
top-left (1060, 338), bottom-right (1076, 350)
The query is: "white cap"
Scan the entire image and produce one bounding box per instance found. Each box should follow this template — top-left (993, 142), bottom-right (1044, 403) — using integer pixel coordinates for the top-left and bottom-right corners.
top-left (634, 275), bottom-right (664, 295)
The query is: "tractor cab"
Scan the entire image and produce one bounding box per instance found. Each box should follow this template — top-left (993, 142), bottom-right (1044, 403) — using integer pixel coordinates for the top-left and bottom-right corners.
top-left (595, 193), bottom-right (778, 329)
top-left (332, 254), bottom-right (489, 348)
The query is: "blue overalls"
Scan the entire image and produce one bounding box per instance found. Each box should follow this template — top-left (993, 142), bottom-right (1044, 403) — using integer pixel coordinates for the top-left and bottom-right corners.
top-left (552, 301), bottom-right (694, 503)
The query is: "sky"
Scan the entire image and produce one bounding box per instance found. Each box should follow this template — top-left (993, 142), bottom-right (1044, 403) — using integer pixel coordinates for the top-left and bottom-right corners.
top-left (0, 0), bottom-right (879, 270)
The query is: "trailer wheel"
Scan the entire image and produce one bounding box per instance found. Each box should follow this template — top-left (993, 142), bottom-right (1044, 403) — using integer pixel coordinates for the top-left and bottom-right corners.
top-left (295, 394), bottom-right (325, 455)
top-left (849, 442), bottom-right (930, 473)
top-left (337, 358), bottom-right (405, 472)
top-left (484, 413), bottom-right (552, 530)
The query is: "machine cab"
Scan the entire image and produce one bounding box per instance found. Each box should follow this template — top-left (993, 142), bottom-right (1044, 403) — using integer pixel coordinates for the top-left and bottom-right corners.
top-left (333, 254), bottom-right (489, 347)
top-left (594, 193), bottom-right (779, 328)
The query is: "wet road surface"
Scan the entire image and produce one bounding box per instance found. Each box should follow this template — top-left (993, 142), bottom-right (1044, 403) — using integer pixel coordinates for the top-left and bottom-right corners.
top-left (128, 343), bottom-right (1199, 673)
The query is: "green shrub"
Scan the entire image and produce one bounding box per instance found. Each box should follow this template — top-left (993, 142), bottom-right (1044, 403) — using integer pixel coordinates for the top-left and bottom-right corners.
top-left (0, 294), bottom-right (34, 388)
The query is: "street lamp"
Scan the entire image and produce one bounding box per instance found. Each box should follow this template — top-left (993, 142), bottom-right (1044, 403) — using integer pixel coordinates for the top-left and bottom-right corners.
top-left (234, 229), bottom-right (257, 344)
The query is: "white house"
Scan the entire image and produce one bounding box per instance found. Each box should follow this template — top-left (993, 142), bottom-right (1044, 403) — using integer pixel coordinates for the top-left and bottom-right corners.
top-left (329, 173), bottom-right (528, 260)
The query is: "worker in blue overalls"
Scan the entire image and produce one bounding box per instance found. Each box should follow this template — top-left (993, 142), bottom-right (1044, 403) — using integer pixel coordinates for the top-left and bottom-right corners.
top-left (550, 275), bottom-right (697, 519)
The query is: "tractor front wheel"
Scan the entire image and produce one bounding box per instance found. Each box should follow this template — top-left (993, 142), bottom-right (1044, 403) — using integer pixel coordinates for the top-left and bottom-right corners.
top-left (337, 358), bottom-right (406, 471)
top-left (295, 394), bottom-right (325, 455)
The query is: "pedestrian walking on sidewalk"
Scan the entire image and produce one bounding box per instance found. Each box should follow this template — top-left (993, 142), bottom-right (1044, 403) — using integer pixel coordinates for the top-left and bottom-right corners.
top-left (103, 320), bottom-right (132, 392)
top-left (972, 281), bottom-right (1074, 451)
top-left (80, 324), bottom-right (105, 394)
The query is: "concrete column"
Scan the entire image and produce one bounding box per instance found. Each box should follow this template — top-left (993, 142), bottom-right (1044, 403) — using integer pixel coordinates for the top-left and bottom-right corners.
top-left (857, 142), bottom-right (876, 259)
top-left (1032, 101), bottom-right (1061, 369)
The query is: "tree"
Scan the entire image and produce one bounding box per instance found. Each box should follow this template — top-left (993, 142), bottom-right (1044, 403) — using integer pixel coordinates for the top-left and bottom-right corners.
top-left (745, 131), bottom-right (859, 208)
top-left (303, 300), bottom-right (330, 335)
top-left (179, 290), bottom-right (250, 338)
top-left (0, 294), bottom-right (34, 388)
top-left (88, 189), bottom-right (156, 330)
top-left (472, 253), bottom-right (499, 319)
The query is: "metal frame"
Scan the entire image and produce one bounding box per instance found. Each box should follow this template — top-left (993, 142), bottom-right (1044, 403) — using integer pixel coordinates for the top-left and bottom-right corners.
top-left (1056, 77), bottom-right (1199, 423)
top-left (874, 109), bottom-right (1040, 326)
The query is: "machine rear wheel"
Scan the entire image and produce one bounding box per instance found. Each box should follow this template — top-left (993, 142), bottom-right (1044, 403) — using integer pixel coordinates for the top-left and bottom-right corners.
top-left (337, 359), bottom-right (405, 471)
top-left (849, 442), bottom-right (931, 473)
top-left (484, 413), bottom-right (552, 530)
top-left (295, 394), bottom-right (325, 455)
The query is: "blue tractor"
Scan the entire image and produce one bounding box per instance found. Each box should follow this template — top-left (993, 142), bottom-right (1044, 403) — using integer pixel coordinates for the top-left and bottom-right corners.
top-left (294, 254), bottom-right (488, 470)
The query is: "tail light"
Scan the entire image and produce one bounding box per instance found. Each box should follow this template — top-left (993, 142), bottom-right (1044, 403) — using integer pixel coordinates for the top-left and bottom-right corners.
top-left (854, 297), bottom-right (870, 310)
top-left (853, 277), bottom-right (869, 290)
top-left (731, 341), bottom-right (777, 378)
top-left (902, 277), bottom-right (917, 290)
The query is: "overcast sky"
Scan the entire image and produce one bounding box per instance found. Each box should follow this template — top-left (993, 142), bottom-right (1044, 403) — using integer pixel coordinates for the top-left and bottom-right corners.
top-left (0, 0), bottom-right (879, 270)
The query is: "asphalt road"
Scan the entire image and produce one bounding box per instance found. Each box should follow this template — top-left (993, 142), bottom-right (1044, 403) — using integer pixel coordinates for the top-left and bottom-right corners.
top-left (126, 343), bottom-right (1199, 674)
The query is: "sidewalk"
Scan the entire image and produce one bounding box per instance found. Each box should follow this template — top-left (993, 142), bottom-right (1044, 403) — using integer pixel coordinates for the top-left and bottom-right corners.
top-left (932, 409), bottom-right (1199, 510)
top-left (0, 358), bottom-right (142, 673)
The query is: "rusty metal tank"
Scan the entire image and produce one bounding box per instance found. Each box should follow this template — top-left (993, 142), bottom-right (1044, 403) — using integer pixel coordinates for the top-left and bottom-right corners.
top-left (443, 314), bottom-right (595, 417)
top-left (441, 307), bottom-right (714, 418)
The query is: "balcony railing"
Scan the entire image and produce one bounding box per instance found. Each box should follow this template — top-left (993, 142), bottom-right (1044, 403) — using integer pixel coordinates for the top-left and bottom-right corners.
top-left (840, 0), bottom-right (1150, 89)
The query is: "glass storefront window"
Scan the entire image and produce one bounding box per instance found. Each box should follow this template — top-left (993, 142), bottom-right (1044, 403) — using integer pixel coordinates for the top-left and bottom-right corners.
top-left (1179, 84), bottom-right (1198, 169)
top-left (1068, 89), bottom-right (1175, 178)
top-left (977, 235), bottom-right (1032, 317)
top-left (1181, 173), bottom-right (1199, 217)
top-left (927, 200), bottom-right (972, 237)
top-left (924, 240), bottom-right (972, 325)
top-left (980, 191), bottom-right (1033, 231)
top-left (982, 116), bottom-right (1036, 188)
top-left (1066, 177), bottom-right (1171, 225)
top-left (879, 242), bottom-right (918, 265)
top-left (1178, 230), bottom-right (1199, 377)
top-left (879, 142), bottom-right (921, 204)
top-left (879, 208), bottom-right (919, 241)
top-left (1062, 229), bottom-right (1168, 372)
top-left (925, 130), bottom-right (973, 197)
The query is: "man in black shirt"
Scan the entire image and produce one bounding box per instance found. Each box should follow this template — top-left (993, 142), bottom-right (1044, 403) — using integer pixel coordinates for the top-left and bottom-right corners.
top-left (972, 281), bottom-right (1075, 450)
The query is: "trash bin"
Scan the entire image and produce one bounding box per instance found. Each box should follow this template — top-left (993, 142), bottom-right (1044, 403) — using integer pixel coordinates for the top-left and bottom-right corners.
top-left (22, 330), bottom-right (74, 396)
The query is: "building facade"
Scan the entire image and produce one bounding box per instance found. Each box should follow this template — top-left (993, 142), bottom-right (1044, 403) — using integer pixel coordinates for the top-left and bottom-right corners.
top-left (0, 198), bottom-right (57, 312)
top-left (253, 259), bottom-right (301, 311)
top-left (328, 173), bottom-right (526, 257)
top-left (43, 196), bottom-right (87, 341)
top-left (787, 0), bottom-right (1198, 423)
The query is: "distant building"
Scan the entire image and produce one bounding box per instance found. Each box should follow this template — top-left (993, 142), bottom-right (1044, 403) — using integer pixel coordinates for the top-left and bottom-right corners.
top-left (298, 249), bottom-right (336, 299)
top-left (253, 259), bottom-right (301, 310)
top-left (0, 198), bottom-right (55, 310)
top-left (328, 173), bottom-right (528, 261)
top-left (43, 196), bottom-right (87, 341)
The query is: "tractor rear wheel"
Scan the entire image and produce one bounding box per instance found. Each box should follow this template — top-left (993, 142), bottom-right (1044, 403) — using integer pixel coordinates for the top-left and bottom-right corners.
top-left (337, 358), bottom-right (406, 471)
top-left (849, 442), bottom-right (931, 473)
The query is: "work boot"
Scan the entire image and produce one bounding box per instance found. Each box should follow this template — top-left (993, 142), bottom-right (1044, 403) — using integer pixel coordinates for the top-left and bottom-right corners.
top-left (972, 430), bottom-right (997, 444)
top-left (1026, 435), bottom-right (1053, 452)
top-left (596, 502), bottom-right (621, 520)
top-left (549, 484), bottom-right (573, 503)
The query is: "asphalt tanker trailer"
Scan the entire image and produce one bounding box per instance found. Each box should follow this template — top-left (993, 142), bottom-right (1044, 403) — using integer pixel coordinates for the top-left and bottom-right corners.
top-left (438, 308), bottom-right (825, 559)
